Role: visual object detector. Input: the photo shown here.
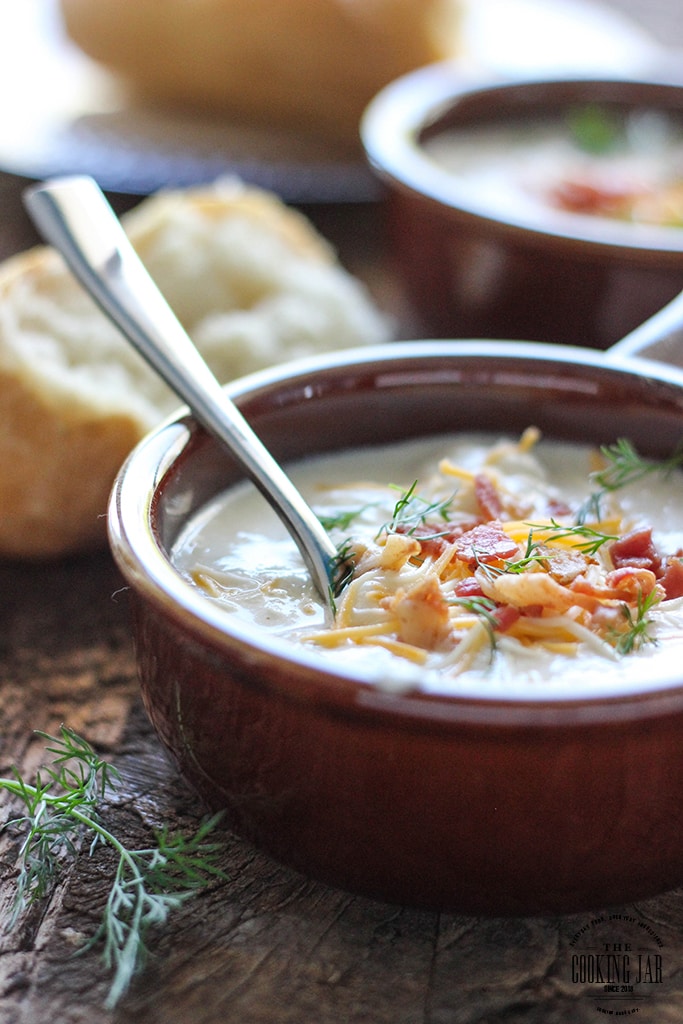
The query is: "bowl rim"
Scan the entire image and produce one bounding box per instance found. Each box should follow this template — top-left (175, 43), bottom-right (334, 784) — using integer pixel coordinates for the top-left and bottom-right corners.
top-left (109, 339), bottom-right (683, 726)
top-left (360, 66), bottom-right (683, 257)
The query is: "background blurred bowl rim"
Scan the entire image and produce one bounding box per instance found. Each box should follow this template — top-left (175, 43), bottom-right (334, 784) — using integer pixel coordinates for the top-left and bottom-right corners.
top-left (109, 339), bottom-right (683, 725)
top-left (361, 65), bottom-right (683, 257)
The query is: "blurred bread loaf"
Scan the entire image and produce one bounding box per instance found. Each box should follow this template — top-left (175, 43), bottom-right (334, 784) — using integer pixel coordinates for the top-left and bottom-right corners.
top-left (59, 0), bottom-right (463, 145)
top-left (0, 179), bottom-right (391, 560)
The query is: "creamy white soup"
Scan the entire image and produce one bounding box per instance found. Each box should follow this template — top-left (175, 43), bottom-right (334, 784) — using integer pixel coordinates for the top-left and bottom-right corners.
top-left (423, 106), bottom-right (683, 229)
top-left (172, 429), bottom-right (683, 698)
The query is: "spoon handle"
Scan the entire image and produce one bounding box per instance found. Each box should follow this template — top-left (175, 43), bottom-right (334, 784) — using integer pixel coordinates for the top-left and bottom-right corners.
top-left (23, 175), bottom-right (340, 606)
top-left (608, 286), bottom-right (683, 366)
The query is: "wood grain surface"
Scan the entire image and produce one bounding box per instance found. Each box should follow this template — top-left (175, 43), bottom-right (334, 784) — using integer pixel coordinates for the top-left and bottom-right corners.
top-left (2, 2), bottom-right (683, 1021)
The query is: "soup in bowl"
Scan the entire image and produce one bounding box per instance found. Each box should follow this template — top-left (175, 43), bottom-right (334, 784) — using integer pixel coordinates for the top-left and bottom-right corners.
top-left (361, 72), bottom-right (683, 348)
top-left (173, 427), bottom-right (683, 701)
top-left (109, 340), bottom-right (683, 915)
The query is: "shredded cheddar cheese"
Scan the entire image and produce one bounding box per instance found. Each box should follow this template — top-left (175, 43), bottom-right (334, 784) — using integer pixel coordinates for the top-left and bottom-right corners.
top-left (300, 428), bottom-right (683, 675)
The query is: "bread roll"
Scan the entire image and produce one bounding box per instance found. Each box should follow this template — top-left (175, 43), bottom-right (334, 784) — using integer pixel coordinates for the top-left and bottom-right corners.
top-left (59, 0), bottom-right (462, 145)
top-left (0, 179), bottom-right (391, 559)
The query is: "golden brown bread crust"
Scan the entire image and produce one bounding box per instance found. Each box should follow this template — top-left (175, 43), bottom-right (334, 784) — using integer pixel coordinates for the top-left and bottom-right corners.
top-left (0, 246), bottom-right (148, 559)
top-left (0, 181), bottom-right (390, 560)
top-left (59, 0), bottom-right (462, 143)
top-left (0, 375), bottom-right (144, 559)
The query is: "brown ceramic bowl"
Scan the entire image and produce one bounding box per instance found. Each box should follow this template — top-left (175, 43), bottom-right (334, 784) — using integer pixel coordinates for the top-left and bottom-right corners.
top-left (109, 334), bottom-right (683, 916)
top-left (361, 70), bottom-right (683, 349)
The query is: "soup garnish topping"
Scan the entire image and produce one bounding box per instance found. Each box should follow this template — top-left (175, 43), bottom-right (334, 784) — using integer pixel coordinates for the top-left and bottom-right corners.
top-left (174, 429), bottom-right (683, 693)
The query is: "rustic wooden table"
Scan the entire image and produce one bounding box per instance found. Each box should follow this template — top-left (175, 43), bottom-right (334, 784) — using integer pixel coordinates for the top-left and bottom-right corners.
top-left (2, 2), bottom-right (683, 1022)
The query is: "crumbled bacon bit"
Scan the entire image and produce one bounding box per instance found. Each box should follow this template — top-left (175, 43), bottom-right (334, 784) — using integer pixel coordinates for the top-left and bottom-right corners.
top-left (454, 576), bottom-right (486, 598)
top-left (609, 527), bottom-right (662, 574)
top-left (455, 522), bottom-right (519, 567)
top-left (660, 557), bottom-right (683, 600)
top-left (474, 472), bottom-right (503, 521)
top-left (492, 605), bottom-right (521, 632)
top-left (395, 519), bottom-right (479, 560)
top-left (548, 177), bottom-right (644, 216)
top-left (546, 497), bottom-right (573, 517)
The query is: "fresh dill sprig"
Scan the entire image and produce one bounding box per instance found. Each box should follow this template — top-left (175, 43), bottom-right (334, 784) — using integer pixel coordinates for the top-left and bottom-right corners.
top-left (0, 726), bottom-right (226, 1009)
top-left (611, 588), bottom-right (661, 655)
top-left (448, 594), bottom-right (500, 650)
top-left (379, 481), bottom-right (457, 540)
top-left (318, 505), bottom-right (378, 603)
top-left (576, 438), bottom-right (683, 523)
top-left (317, 502), bottom-right (377, 532)
top-left (329, 538), bottom-right (357, 602)
top-left (525, 519), bottom-right (618, 557)
top-left (477, 520), bottom-right (616, 580)
top-left (496, 529), bottom-right (545, 576)
top-left (476, 528), bottom-right (554, 577)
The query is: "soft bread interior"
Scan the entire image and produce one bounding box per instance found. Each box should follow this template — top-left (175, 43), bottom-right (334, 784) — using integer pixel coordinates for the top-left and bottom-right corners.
top-left (0, 179), bottom-right (391, 559)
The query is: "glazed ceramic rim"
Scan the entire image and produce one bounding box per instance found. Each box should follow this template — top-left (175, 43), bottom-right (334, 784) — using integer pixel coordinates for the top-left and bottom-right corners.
top-left (361, 66), bottom-right (683, 256)
top-left (109, 340), bottom-right (683, 725)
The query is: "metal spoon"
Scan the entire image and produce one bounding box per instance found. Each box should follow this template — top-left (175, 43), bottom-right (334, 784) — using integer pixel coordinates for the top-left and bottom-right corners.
top-left (607, 284), bottom-right (683, 367)
top-left (23, 175), bottom-right (343, 615)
